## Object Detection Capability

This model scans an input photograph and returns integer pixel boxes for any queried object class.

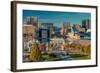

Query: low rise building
[67,32,80,40]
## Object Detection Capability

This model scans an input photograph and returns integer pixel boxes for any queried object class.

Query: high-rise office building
[63,22,72,33]
[72,24,81,33]
[39,23,54,37]
[26,16,38,27]
[40,23,54,29]
[82,19,91,31]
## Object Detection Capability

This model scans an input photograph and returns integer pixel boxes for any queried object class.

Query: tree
[29,42,41,62]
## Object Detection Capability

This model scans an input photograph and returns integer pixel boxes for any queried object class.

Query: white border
[17,3,96,69]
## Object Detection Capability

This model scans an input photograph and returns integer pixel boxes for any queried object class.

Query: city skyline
[23,10,91,27]
[23,10,91,62]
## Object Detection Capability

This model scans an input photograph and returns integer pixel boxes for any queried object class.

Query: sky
[23,10,91,27]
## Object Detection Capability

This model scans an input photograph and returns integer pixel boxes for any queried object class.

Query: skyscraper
[60,24,65,35]
[26,16,38,27]
[39,23,54,37]
[72,24,81,33]
[63,22,72,33]
[82,19,91,31]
